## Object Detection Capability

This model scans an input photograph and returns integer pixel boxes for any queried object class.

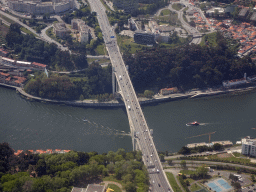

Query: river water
[1,86,256,153]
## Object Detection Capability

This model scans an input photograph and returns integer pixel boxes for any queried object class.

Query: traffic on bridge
[87,0,173,191]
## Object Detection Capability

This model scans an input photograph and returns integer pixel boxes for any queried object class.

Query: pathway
[165,169,185,192]
[101,181,125,192]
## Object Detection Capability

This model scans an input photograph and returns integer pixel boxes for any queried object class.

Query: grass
[200,32,218,47]
[0,13,16,24]
[189,154,251,164]
[103,176,124,186]
[190,183,202,192]
[106,184,122,192]
[180,170,197,175]
[160,9,171,16]
[172,3,183,11]
[20,27,35,36]
[117,35,147,54]
[87,58,110,64]
[166,172,183,192]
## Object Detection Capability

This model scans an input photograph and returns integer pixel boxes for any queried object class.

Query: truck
[128,105,131,110]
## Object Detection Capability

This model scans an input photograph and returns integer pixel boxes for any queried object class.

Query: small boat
[186,121,200,126]
[83,118,88,122]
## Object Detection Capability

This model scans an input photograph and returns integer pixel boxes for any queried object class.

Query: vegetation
[166,172,182,192]
[117,35,148,54]
[190,183,202,191]
[123,31,256,92]
[5,23,88,71]
[132,0,169,16]
[172,3,184,11]
[0,23,8,45]
[25,62,113,101]
[160,9,171,16]
[0,142,149,192]
[107,184,122,192]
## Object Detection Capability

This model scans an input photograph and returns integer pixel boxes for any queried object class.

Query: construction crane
[185,131,216,143]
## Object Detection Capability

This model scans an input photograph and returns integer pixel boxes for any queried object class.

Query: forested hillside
[0,142,149,192]
[123,32,255,92]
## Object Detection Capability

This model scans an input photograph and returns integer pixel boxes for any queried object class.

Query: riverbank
[1,82,256,108]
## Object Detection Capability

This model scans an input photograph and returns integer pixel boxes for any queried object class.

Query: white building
[206,7,225,17]
[242,139,256,157]
[222,73,247,87]
[71,19,90,43]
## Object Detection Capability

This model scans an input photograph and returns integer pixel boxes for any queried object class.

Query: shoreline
[1,82,256,108]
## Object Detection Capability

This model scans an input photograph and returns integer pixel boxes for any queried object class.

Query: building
[1,56,16,65]
[53,22,70,39]
[16,60,31,67]
[206,7,225,17]
[128,18,136,30]
[238,8,249,18]
[134,31,155,45]
[79,24,90,43]
[222,73,247,87]
[241,138,256,156]
[71,184,105,192]
[8,0,74,14]
[71,19,90,43]
[160,87,178,95]
[0,48,9,57]
[32,62,47,70]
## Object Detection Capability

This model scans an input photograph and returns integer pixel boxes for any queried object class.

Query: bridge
[87,0,173,191]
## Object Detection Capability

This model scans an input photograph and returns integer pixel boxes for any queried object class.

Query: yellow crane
[185,131,216,143]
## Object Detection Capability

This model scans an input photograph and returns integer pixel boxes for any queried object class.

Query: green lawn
[117,35,147,54]
[200,32,218,47]
[160,9,171,16]
[106,184,122,192]
[180,170,197,175]
[20,27,35,36]
[166,172,183,192]
[190,183,202,192]
[172,3,183,11]
[103,176,125,186]
[87,58,110,64]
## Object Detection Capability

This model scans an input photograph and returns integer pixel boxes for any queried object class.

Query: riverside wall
[1,82,256,108]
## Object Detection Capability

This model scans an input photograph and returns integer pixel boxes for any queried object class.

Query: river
[1,86,256,153]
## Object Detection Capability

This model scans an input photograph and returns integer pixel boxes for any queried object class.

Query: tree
[36,159,46,176]
[79,94,84,101]
[196,165,208,179]
[178,146,191,155]
[213,143,223,151]
[232,182,241,190]
[167,160,172,165]
[251,174,255,182]
[144,90,154,98]
[180,160,186,169]
[159,154,165,162]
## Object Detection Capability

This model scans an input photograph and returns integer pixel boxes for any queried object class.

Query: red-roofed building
[0,48,9,57]
[160,87,178,95]
[32,62,47,70]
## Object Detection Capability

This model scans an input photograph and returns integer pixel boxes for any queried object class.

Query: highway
[87,0,173,191]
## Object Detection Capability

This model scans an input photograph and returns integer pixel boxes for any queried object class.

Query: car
[150,154,152,157]
[152,180,155,184]
[158,184,161,187]
[156,169,159,173]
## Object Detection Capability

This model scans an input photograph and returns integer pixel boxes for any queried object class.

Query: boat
[83,118,88,122]
[186,121,200,126]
